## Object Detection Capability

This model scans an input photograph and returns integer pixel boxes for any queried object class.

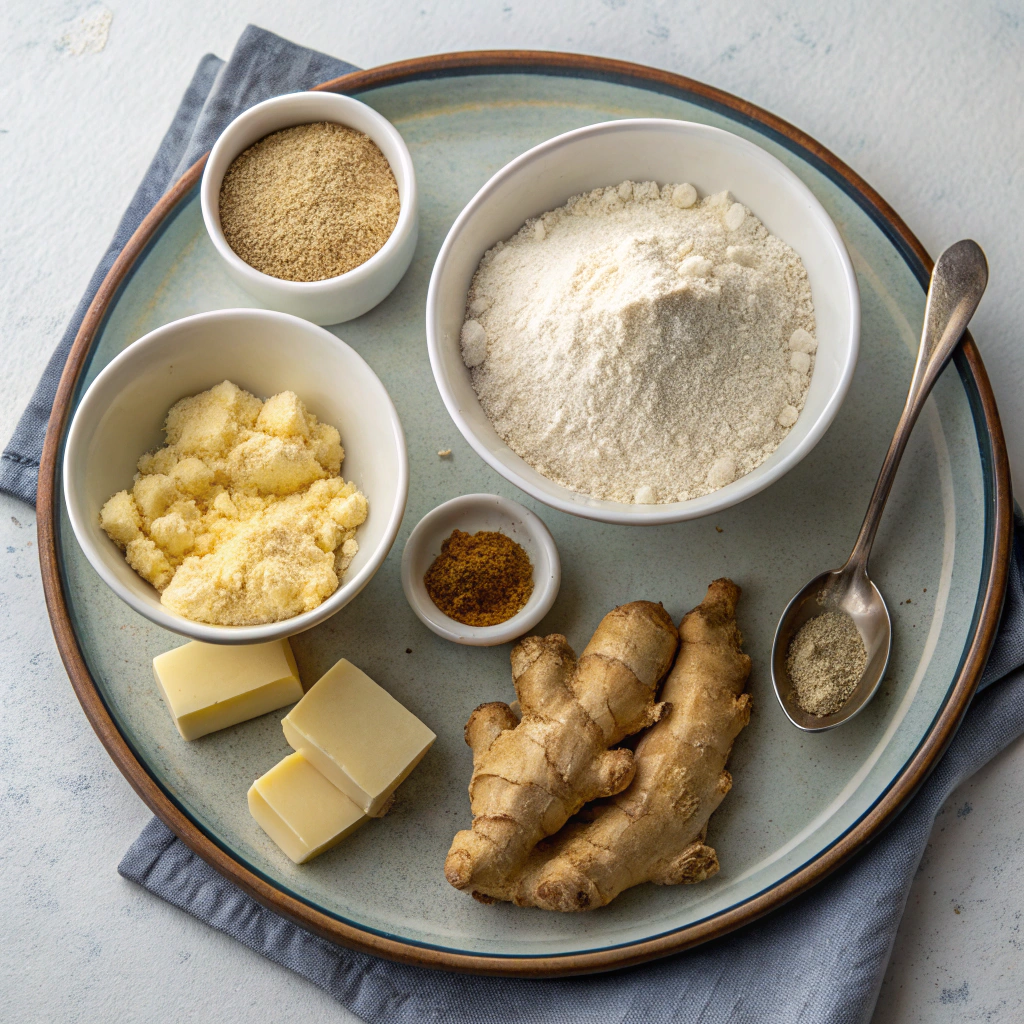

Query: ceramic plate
[40,54,1010,975]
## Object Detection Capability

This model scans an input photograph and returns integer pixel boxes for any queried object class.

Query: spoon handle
[845,239,989,574]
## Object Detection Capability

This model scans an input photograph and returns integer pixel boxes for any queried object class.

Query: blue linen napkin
[5,25,1023,1024]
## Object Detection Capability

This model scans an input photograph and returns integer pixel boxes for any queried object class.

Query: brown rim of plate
[37,50,1012,977]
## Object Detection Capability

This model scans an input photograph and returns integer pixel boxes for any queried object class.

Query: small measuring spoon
[771,239,989,732]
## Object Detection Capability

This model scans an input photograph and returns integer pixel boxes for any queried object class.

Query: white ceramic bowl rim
[426,117,860,526]
[200,92,418,293]
[62,308,409,644]
[400,493,561,646]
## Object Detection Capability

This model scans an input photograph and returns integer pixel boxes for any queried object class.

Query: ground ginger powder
[99,380,368,626]
[219,122,400,282]
[786,610,867,716]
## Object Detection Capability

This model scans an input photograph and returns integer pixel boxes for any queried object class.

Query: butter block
[282,659,435,816]
[248,752,367,864]
[153,639,302,741]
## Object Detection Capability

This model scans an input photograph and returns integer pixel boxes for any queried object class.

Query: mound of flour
[461,180,816,504]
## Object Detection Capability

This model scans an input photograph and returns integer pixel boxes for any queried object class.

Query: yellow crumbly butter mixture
[99,380,368,626]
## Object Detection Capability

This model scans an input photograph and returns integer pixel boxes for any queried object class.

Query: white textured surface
[0,2,1021,1021]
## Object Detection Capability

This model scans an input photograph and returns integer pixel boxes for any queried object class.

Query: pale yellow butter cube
[248,752,367,864]
[282,659,435,816]
[153,639,302,741]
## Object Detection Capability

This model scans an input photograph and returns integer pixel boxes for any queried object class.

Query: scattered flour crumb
[57,5,113,55]
[671,183,697,208]
[460,320,487,368]
[789,327,817,353]
[778,405,799,428]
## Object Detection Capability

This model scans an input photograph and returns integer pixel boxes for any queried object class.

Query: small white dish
[401,494,560,646]
[201,91,419,326]
[63,308,409,645]
[426,118,860,525]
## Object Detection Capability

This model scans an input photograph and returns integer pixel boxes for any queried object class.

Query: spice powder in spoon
[424,529,534,627]
[786,610,867,716]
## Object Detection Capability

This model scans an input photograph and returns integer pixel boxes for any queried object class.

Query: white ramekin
[201,92,418,326]
[426,118,860,526]
[400,494,560,646]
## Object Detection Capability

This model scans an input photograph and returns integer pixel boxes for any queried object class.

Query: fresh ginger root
[444,601,679,902]
[503,578,751,911]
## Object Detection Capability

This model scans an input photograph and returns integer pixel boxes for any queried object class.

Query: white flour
[462,181,816,504]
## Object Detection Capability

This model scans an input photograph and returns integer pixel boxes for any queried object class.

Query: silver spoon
[771,239,989,732]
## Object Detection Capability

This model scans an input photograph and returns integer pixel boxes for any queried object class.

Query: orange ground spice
[423,529,534,627]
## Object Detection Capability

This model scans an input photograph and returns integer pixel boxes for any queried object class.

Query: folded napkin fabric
[5,24,1023,1024]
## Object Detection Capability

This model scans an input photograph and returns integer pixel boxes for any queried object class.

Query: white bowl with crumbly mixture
[201,91,418,326]
[426,119,859,525]
[63,309,408,644]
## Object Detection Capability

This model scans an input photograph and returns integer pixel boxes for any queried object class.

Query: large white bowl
[63,309,408,644]
[426,118,860,525]
[201,92,419,326]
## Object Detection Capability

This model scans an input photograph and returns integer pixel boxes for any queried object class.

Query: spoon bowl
[772,568,891,731]
[771,238,989,731]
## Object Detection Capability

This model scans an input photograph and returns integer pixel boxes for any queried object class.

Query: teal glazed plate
[39,53,1011,976]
